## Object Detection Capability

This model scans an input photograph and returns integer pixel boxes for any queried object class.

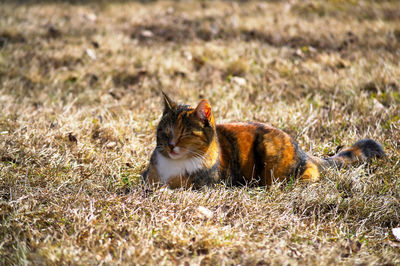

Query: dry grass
[1,0,400,264]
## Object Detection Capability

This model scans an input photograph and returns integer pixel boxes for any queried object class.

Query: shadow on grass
[129,15,400,52]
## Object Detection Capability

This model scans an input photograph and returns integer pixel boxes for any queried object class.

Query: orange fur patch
[300,161,320,182]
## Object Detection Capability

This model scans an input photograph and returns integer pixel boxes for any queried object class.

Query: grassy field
[1,0,400,264]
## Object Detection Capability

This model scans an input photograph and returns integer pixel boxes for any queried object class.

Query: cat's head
[156,92,216,160]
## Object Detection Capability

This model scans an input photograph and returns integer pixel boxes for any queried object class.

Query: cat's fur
[142,93,385,189]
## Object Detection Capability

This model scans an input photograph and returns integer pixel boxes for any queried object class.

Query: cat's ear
[194,99,212,122]
[162,91,176,113]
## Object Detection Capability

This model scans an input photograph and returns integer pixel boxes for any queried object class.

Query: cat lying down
[142,92,385,189]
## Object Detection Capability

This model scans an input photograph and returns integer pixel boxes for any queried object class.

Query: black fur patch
[353,139,385,159]
[191,162,220,188]
[252,126,266,185]
[216,126,243,185]
[338,150,356,160]
[292,140,308,177]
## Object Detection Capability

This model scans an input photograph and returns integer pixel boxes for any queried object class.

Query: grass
[1,0,400,264]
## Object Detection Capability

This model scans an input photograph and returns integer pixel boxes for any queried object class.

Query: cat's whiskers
[185,149,207,166]
[184,148,205,159]
[176,146,200,159]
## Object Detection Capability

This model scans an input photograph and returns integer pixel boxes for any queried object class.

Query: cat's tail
[309,139,385,169]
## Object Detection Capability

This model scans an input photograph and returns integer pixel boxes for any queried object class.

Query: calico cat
[142,92,385,189]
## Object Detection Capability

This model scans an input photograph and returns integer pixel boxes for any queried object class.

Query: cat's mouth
[168,147,184,159]
[168,150,183,159]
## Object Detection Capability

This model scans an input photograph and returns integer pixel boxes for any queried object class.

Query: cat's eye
[191,130,204,137]
[158,132,169,139]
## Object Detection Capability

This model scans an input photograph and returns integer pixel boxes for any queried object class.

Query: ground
[1,0,400,265]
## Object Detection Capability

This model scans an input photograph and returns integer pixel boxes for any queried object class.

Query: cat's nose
[168,141,175,150]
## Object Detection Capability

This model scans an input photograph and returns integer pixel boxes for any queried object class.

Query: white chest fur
[155,151,204,184]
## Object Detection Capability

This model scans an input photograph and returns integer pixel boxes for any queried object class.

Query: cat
[141,92,385,189]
